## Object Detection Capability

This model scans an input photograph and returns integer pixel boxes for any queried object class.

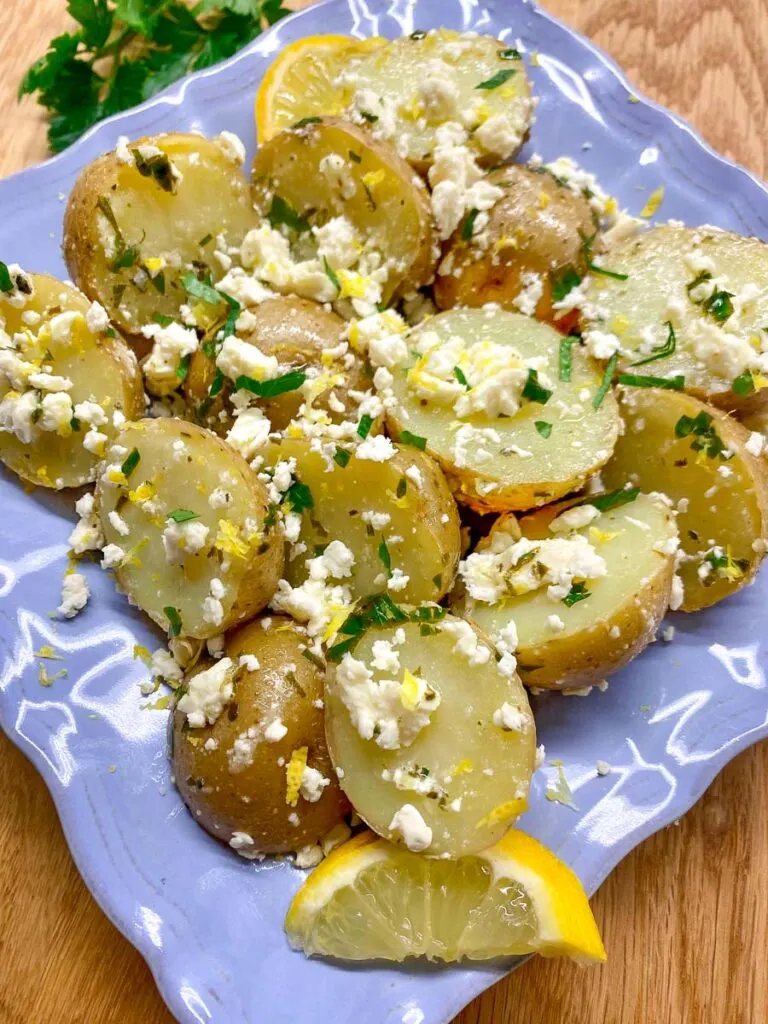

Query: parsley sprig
[19,0,290,154]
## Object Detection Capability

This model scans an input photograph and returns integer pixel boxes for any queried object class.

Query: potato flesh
[264,438,461,604]
[386,308,620,511]
[464,494,677,689]
[96,418,283,638]
[351,30,532,167]
[172,616,348,854]
[434,166,595,324]
[0,274,142,488]
[325,619,535,858]
[251,118,434,299]
[583,225,768,410]
[63,133,257,334]
[601,389,768,610]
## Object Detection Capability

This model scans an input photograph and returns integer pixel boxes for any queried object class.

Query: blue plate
[1,1,767,1022]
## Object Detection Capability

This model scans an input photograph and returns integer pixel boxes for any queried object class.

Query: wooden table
[1,2,767,1021]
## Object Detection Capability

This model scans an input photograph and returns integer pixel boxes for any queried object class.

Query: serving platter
[1,1,767,1022]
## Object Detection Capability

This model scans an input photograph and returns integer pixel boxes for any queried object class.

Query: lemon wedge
[285,829,606,963]
[255,34,386,142]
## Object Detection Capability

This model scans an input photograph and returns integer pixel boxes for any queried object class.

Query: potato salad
[2,26,767,965]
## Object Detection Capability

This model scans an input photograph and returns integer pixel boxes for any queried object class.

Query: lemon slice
[285,829,606,963]
[255,34,386,142]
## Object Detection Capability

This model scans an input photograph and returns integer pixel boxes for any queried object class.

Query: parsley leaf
[167,508,199,523]
[534,420,552,439]
[378,539,392,576]
[563,582,591,607]
[522,368,552,405]
[267,194,310,233]
[284,480,313,514]
[559,335,577,382]
[461,208,480,241]
[121,447,140,477]
[617,372,685,390]
[0,262,13,294]
[629,320,676,366]
[164,605,182,638]
[476,68,516,90]
[20,1,291,153]
[398,430,427,451]
[234,368,306,398]
[357,414,373,439]
[592,352,618,409]
[732,369,755,396]
[550,266,582,303]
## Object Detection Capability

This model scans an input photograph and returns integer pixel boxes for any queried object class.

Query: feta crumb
[388,803,432,852]
[492,702,528,732]
[58,572,89,618]
[177,658,234,728]
[596,760,611,776]
[300,764,330,803]
[264,718,288,742]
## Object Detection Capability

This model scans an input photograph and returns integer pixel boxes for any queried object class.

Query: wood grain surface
[1,2,767,1022]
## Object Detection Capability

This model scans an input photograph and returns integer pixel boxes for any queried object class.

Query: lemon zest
[286,746,309,806]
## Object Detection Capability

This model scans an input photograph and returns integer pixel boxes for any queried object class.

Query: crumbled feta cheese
[492,702,528,732]
[264,718,288,742]
[214,130,246,164]
[669,574,684,610]
[595,760,611,776]
[513,272,543,317]
[355,434,396,461]
[150,648,183,683]
[162,518,210,564]
[69,492,104,553]
[549,504,601,533]
[141,321,199,391]
[216,336,279,383]
[300,764,330,803]
[177,658,234,727]
[388,803,432,852]
[225,407,271,461]
[85,301,109,334]
[239,654,260,672]
[439,618,490,666]
[58,572,89,618]
[387,568,410,593]
[547,614,566,632]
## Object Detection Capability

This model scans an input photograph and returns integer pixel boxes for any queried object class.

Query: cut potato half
[602,388,768,611]
[0,273,142,489]
[434,165,596,327]
[582,225,768,412]
[385,308,620,512]
[96,418,284,638]
[324,615,536,858]
[63,132,257,336]
[172,615,349,856]
[262,437,460,605]
[459,492,678,690]
[344,29,532,170]
[250,117,435,301]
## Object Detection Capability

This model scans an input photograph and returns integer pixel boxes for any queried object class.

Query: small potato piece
[185,297,368,433]
[96,418,284,638]
[325,616,536,858]
[264,438,460,605]
[582,225,768,411]
[348,30,532,170]
[386,309,620,512]
[172,616,348,855]
[459,493,678,690]
[434,165,596,326]
[0,273,142,489]
[63,132,257,336]
[251,118,435,300]
[602,388,768,611]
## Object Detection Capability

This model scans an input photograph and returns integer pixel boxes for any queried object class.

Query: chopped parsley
[208,367,225,398]
[131,148,178,193]
[70,415,81,432]
[732,369,755,396]
[358,110,379,123]
[702,288,734,323]
[348,150,362,163]
[167,509,199,523]
[0,261,13,293]
[323,257,340,293]
[582,231,628,280]
[522,368,552,404]
[563,582,591,606]
[396,477,408,498]
[292,116,322,128]
[592,352,618,409]
[675,411,727,459]
[333,446,351,468]
[198,233,213,247]
[120,447,140,477]
[461,208,480,241]
[164,606,182,638]
[534,420,552,439]
[326,597,443,661]
[266,194,310,233]
[410,29,427,39]
[284,480,313,514]
[499,47,522,60]
[180,271,221,306]
[550,266,582,303]
[175,353,191,380]
[475,68,517,90]
[629,320,676,366]
[357,413,374,439]
[378,539,392,576]
[234,369,306,398]
[302,648,325,669]
[559,335,577,381]
[399,430,427,451]
[585,486,640,512]
[703,549,749,582]
[453,365,470,389]
[617,371,685,390]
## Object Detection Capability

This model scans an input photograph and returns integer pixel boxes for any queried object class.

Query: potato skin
[251,117,436,298]
[185,297,368,433]
[172,617,349,854]
[433,166,596,327]
[63,132,256,341]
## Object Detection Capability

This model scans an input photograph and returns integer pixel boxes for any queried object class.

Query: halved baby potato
[0,272,143,489]
[63,132,257,337]
[324,615,536,858]
[96,417,284,638]
[459,492,678,690]
[434,165,596,328]
[386,308,620,512]
[343,29,532,170]
[582,225,768,412]
[250,117,435,300]
[601,388,768,611]
[185,296,368,434]
[172,615,349,856]
[263,437,461,605]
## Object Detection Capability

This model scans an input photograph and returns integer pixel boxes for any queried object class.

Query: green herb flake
[432,573,442,589]
[267,194,310,233]
[399,430,427,451]
[582,231,628,280]
[475,68,517,90]
[396,477,408,498]
[208,367,225,399]
[559,335,577,382]
[617,372,685,391]
[461,208,480,241]
[175,353,191,381]
[198,233,213,247]
[550,266,582,303]
[563,582,591,607]
[378,539,392,576]
[302,648,325,669]
[70,415,81,432]
[453,365,470,389]
[0,261,13,293]
[131,147,178,194]
[323,256,340,293]
[674,410,727,459]
[167,509,199,524]
[592,352,618,409]
[348,149,362,163]
[358,110,379,123]
[732,369,756,396]
[285,480,314,514]
[153,313,173,327]
[534,420,552,439]
[121,447,140,478]
[522,368,552,405]
[292,115,322,128]
[499,47,522,60]
[630,320,676,366]
[333,446,351,468]
[357,413,373,439]
[180,271,221,307]
[586,486,640,512]
[702,288,734,323]
[234,369,306,398]
[164,606,182,638]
